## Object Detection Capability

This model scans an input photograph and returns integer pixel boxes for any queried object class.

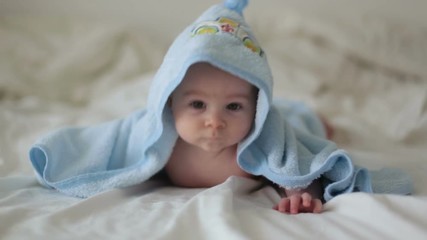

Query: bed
[1,0,427,239]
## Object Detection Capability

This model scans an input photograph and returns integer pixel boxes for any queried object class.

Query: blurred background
[2,0,427,41]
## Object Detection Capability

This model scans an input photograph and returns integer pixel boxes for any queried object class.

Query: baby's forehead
[170,63,258,103]
[182,62,256,88]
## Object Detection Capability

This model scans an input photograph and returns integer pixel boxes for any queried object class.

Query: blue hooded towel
[29,0,413,200]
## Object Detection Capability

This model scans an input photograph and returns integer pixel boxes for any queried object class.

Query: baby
[164,62,324,214]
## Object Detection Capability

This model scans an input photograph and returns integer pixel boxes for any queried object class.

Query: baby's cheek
[236,120,253,139]
[174,119,190,137]
[176,122,192,136]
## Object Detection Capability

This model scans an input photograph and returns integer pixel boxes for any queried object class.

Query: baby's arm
[273,179,323,214]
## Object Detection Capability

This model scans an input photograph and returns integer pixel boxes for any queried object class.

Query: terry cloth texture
[29,0,413,199]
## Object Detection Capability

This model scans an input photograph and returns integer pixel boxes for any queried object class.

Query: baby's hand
[273,192,323,214]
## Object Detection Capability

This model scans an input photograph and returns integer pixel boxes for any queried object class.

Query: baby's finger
[301,192,312,207]
[274,198,290,213]
[289,195,301,214]
[312,199,323,213]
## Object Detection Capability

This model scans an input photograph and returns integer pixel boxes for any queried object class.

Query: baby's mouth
[206,136,221,141]
[207,131,223,139]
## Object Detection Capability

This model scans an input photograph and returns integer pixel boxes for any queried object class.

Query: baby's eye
[226,103,242,111]
[190,101,206,109]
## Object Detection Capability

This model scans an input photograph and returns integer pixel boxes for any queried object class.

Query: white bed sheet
[1,0,427,239]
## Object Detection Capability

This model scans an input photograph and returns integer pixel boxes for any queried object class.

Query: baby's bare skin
[165,62,256,188]
[165,138,251,188]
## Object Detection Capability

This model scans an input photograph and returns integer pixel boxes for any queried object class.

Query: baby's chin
[197,144,229,153]
[194,142,238,154]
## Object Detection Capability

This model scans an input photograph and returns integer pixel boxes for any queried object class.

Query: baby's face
[170,62,257,153]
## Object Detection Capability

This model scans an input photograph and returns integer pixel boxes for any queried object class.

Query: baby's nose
[205,110,226,129]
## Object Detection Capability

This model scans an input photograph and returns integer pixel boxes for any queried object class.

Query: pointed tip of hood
[224,0,249,15]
